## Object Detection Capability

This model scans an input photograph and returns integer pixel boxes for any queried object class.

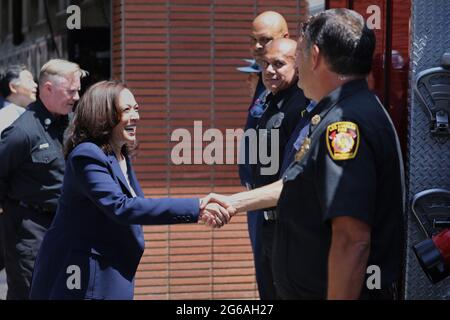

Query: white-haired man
[0,59,87,299]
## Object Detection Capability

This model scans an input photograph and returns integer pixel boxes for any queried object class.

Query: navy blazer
[29,142,200,300]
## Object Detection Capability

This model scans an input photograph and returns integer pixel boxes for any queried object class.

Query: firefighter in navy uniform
[273,9,405,299]
[253,38,308,299]
[274,78,404,299]
[202,9,404,300]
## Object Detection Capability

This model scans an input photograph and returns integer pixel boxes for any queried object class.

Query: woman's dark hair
[300,8,376,76]
[65,80,128,158]
[0,65,27,98]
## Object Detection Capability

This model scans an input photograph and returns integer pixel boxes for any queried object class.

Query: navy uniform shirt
[0,100,69,211]
[238,75,268,187]
[279,101,317,176]
[273,79,405,299]
[253,81,308,189]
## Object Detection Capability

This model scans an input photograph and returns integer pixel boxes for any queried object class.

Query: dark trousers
[247,210,267,299]
[359,282,398,300]
[0,214,4,271]
[259,219,278,299]
[1,200,53,300]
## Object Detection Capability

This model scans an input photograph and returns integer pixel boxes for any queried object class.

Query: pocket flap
[31,150,59,164]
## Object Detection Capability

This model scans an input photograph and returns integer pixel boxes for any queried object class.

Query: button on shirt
[0,100,69,210]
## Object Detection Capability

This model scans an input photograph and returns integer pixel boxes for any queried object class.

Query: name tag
[39,143,49,150]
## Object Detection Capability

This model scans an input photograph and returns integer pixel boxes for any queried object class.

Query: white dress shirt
[0,101,26,138]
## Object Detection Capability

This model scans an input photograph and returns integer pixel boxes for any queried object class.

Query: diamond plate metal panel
[405,0,450,300]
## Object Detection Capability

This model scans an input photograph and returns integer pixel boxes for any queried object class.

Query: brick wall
[112,0,312,300]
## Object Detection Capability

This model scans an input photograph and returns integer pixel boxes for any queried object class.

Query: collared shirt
[118,157,137,198]
[0,101,26,137]
[278,101,316,176]
[252,81,308,189]
[293,101,317,151]
[238,74,268,186]
[274,79,405,299]
[0,100,70,210]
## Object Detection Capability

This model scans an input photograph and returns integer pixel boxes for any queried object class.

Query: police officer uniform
[0,100,69,299]
[253,80,308,299]
[238,73,270,299]
[273,79,404,299]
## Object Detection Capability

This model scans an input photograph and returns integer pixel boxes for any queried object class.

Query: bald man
[239,11,291,300]
[251,38,308,299]
[251,11,289,64]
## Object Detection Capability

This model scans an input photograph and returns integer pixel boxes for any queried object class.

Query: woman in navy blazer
[29,81,230,300]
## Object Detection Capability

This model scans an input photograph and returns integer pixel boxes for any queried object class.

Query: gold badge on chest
[294,114,321,162]
[294,137,311,162]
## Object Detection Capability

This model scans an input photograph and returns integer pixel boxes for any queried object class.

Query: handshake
[196,179,283,228]
[198,193,237,228]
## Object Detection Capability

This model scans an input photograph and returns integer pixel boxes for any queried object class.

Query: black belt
[263,209,277,221]
[18,201,55,214]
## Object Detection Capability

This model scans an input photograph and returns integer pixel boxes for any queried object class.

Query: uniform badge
[39,143,49,150]
[311,114,321,126]
[326,121,359,160]
[294,137,311,162]
[266,112,285,129]
[249,90,269,118]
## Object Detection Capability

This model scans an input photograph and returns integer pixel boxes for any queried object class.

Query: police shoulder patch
[326,121,360,160]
